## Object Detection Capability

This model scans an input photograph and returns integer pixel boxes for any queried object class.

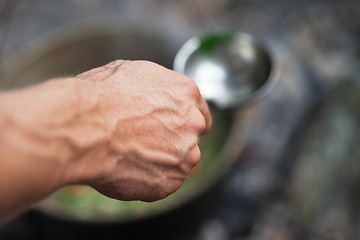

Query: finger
[183,75,212,134]
[185,144,201,169]
[197,96,213,134]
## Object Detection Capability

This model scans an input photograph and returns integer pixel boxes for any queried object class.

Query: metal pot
[0,18,269,224]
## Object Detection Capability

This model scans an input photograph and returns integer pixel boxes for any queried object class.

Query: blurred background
[1,0,360,239]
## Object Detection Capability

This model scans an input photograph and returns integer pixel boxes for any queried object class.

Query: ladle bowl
[174,31,279,109]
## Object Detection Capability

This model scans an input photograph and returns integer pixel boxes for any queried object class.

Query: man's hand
[73,60,212,201]
[0,60,212,222]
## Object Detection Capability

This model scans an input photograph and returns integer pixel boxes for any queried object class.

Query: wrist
[31,78,117,186]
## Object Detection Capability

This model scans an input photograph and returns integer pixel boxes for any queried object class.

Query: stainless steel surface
[174,32,279,109]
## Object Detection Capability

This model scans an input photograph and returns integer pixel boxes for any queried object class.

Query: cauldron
[0,18,271,236]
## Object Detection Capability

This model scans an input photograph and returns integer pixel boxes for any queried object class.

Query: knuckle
[163,181,183,196]
[182,76,201,99]
[150,182,182,201]
[187,145,201,168]
[198,115,207,133]
[189,110,207,133]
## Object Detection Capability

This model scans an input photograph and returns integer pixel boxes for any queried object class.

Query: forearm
[0,130,67,222]
[0,79,93,223]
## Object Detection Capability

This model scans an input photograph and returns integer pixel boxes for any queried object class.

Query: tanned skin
[0,60,212,223]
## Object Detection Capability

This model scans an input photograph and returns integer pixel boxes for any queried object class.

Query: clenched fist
[74,60,212,201]
[0,60,212,222]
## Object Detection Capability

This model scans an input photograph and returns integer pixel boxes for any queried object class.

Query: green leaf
[198,30,235,54]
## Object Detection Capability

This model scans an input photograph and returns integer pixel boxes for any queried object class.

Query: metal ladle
[174,31,279,109]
